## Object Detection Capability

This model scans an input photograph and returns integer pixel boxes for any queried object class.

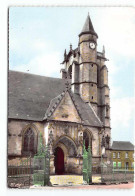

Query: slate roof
[9,70,103,127]
[111,141,134,151]
[79,14,98,37]
[44,89,103,127]
[71,92,102,127]
[8,70,65,121]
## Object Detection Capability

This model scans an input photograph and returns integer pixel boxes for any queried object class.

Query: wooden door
[54,147,64,174]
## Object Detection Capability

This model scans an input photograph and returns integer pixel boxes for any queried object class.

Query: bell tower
[61,13,111,149]
[78,14,98,113]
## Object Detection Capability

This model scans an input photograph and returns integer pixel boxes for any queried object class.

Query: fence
[101,166,134,184]
[8,133,51,188]
[8,156,33,188]
[82,145,134,185]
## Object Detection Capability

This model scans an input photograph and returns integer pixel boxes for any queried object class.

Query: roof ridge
[68,90,83,121]
[70,92,102,127]
[44,91,66,119]
[87,102,103,126]
[9,70,63,80]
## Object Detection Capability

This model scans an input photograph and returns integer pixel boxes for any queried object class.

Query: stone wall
[8,120,101,174]
[50,92,81,123]
[111,150,134,168]
[47,121,101,174]
[8,119,44,156]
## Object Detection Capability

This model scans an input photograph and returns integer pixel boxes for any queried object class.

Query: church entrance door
[54,147,64,175]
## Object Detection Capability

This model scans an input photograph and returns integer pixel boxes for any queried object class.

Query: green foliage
[83,141,92,184]
[37,132,45,156]
[33,139,50,186]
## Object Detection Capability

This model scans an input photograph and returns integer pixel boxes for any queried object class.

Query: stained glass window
[23,127,35,153]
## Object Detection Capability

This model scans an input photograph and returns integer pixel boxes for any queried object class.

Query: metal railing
[101,166,134,183]
[7,156,33,188]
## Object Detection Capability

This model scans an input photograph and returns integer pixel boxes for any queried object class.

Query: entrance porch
[50,135,83,175]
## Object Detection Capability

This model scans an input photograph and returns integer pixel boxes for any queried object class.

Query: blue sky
[9,7,135,144]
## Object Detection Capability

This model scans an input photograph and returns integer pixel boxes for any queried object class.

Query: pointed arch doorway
[54,147,64,175]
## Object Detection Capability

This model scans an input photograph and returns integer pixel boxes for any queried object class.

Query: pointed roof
[9,70,103,127]
[44,89,103,127]
[79,14,98,38]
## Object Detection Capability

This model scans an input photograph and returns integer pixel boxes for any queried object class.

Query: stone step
[50,175,101,186]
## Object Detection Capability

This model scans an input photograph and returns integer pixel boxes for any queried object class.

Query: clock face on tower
[89,42,96,49]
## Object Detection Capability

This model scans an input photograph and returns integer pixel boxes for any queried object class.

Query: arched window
[22,127,37,155]
[83,131,92,152]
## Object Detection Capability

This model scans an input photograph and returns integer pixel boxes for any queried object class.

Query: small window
[113,162,116,168]
[91,84,93,87]
[132,162,134,168]
[92,96,93,99]
[118,152,120,158]
[113,152,116,158]
[118,162,121,168]
[125,152,128,158]
[91,64,93,67]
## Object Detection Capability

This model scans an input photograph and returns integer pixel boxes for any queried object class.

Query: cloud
[111,97,134,128]
[107,60,120,75]
[99,8,135,58]
[10,33,53,58]
[10,52,62,78]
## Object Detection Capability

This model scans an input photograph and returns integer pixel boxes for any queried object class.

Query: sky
[9,7,135,144]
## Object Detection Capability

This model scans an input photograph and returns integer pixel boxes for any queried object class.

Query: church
[8,14,111,175]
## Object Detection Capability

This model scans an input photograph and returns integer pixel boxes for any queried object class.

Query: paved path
[31,175,134,189]
[31,182,134,189]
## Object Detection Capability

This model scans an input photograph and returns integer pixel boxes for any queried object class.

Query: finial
[103,45,105,53]
[103,45,105,57]
[70,44,72,51]
[64,49,67,59]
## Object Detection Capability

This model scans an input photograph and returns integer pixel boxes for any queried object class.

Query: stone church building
[8,14,111,174]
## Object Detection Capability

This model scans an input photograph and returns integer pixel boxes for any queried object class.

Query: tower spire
[79,14,98,38]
